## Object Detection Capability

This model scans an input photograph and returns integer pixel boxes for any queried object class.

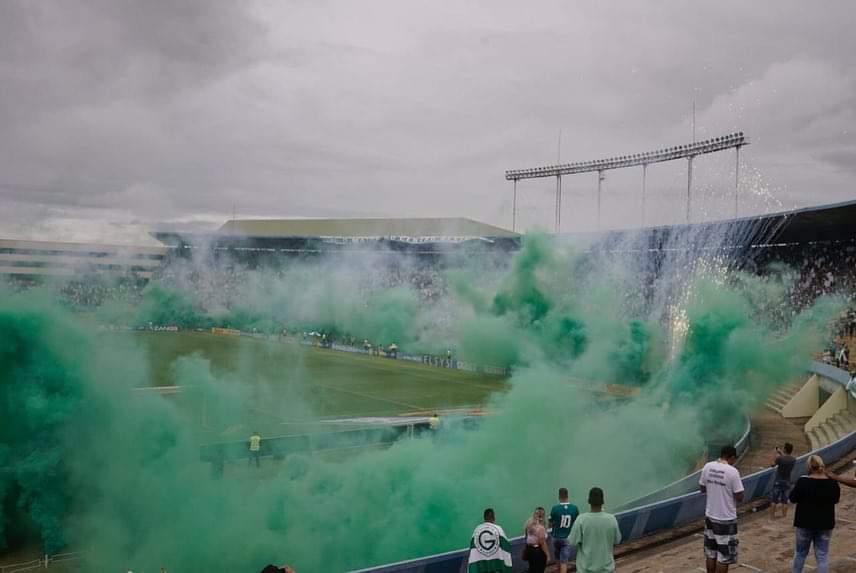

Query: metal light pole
[512,178,518,232]
[686,156,694,223]
[641,164,647,227]
[555,175,562,233]
[597,170,603,231]
[734,146,740,217]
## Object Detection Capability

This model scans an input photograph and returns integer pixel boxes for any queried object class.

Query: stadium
[9,2,856,570]
[3,189,856,572]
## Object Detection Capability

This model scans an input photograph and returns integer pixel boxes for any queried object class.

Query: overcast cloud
[1,0,855,244]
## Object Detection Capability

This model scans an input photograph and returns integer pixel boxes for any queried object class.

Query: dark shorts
[703,517,738,565]
[770,480,791,504]
[552,537,571,563]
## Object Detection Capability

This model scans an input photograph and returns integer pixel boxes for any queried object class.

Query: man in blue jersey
[549,487,579,573]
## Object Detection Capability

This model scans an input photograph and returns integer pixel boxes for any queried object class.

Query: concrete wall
[781,375,820,418]
[805,386,848,432]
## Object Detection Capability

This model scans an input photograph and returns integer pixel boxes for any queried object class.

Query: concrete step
[773,386,800,401]
[766,396,789,412]
[826,417,846,441]
[817,423,837,447]
[808,429,821,451]
[838,412,856,431]
[765,382,807,413]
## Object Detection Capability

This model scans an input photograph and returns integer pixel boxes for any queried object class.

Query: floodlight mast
[505,132,748,231]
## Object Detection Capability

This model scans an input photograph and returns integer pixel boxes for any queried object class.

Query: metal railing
[0,552,83,572]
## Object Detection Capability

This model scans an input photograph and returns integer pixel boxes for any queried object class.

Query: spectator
[549,487,579,573]
[467,508,512,573]
[846,374,856,399]
[522,506,550,573]
[789,455,839,573]
[568,487,621,573]
[248,430,262,468]
[429,413,440,431]
[770,443,796,520]
[699,445,745,573]
[836,346,847,368]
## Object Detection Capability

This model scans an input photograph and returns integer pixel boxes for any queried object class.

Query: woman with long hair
[523,506,551,573]
[788,455,840,573]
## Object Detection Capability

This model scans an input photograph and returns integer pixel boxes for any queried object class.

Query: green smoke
[0,235,841,570]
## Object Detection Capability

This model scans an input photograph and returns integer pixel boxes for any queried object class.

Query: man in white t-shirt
[699,445,745,573]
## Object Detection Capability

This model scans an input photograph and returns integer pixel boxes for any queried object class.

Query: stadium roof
[765,198,856,244]
[216,217,519,239]
[566,198,856,247]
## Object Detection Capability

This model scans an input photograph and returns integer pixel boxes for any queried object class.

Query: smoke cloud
[0,233,840,571]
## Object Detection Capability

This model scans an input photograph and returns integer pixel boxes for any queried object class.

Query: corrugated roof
[217,217,519,238]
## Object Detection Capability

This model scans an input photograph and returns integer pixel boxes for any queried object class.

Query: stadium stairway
[764,380,804,414]
[807,409,856,451]
[763,376,856,454]
[736,409,811,475]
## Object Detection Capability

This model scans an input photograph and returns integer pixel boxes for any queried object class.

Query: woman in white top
[523,506,551,573]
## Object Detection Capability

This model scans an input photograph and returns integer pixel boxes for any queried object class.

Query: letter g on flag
[476,524,499,556]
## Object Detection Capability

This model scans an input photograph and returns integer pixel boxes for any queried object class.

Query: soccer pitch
[126,331,507,440]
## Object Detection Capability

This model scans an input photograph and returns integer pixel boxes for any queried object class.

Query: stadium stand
[0,239,166,280]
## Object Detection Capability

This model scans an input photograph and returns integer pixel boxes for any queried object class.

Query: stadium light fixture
[504,131,747,181]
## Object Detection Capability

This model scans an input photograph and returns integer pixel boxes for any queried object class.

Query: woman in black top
[788,455,840,573]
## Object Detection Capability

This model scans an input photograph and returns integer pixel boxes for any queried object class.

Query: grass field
[123,331,507,441]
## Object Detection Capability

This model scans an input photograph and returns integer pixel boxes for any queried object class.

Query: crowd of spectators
[58,278,145,308]
[751,240,856,309]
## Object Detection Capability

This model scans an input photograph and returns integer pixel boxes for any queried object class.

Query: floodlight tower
[505,131,747,232]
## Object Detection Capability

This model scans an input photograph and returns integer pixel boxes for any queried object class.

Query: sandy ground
[572,408,856,573]
[614,477,856,572]
[613,465,856,572]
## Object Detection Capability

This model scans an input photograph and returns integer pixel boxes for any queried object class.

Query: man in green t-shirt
[569,487,622,573]
[549,487,580,573]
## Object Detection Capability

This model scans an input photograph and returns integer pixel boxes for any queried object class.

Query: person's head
[524,506,546,530]
[719,445,738,463]
[483,508,495,523]
[558,487,568,502]
[260,566,294,573]
[588,487,604,508]
[808,455,825,474]
[783,442,794,455]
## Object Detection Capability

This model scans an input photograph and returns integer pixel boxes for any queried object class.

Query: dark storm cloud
[0,0,855,243]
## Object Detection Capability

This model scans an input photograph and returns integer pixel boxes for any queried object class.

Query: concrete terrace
[571,405,856,572]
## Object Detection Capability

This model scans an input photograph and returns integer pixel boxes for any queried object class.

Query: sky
[1,0,855,244]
